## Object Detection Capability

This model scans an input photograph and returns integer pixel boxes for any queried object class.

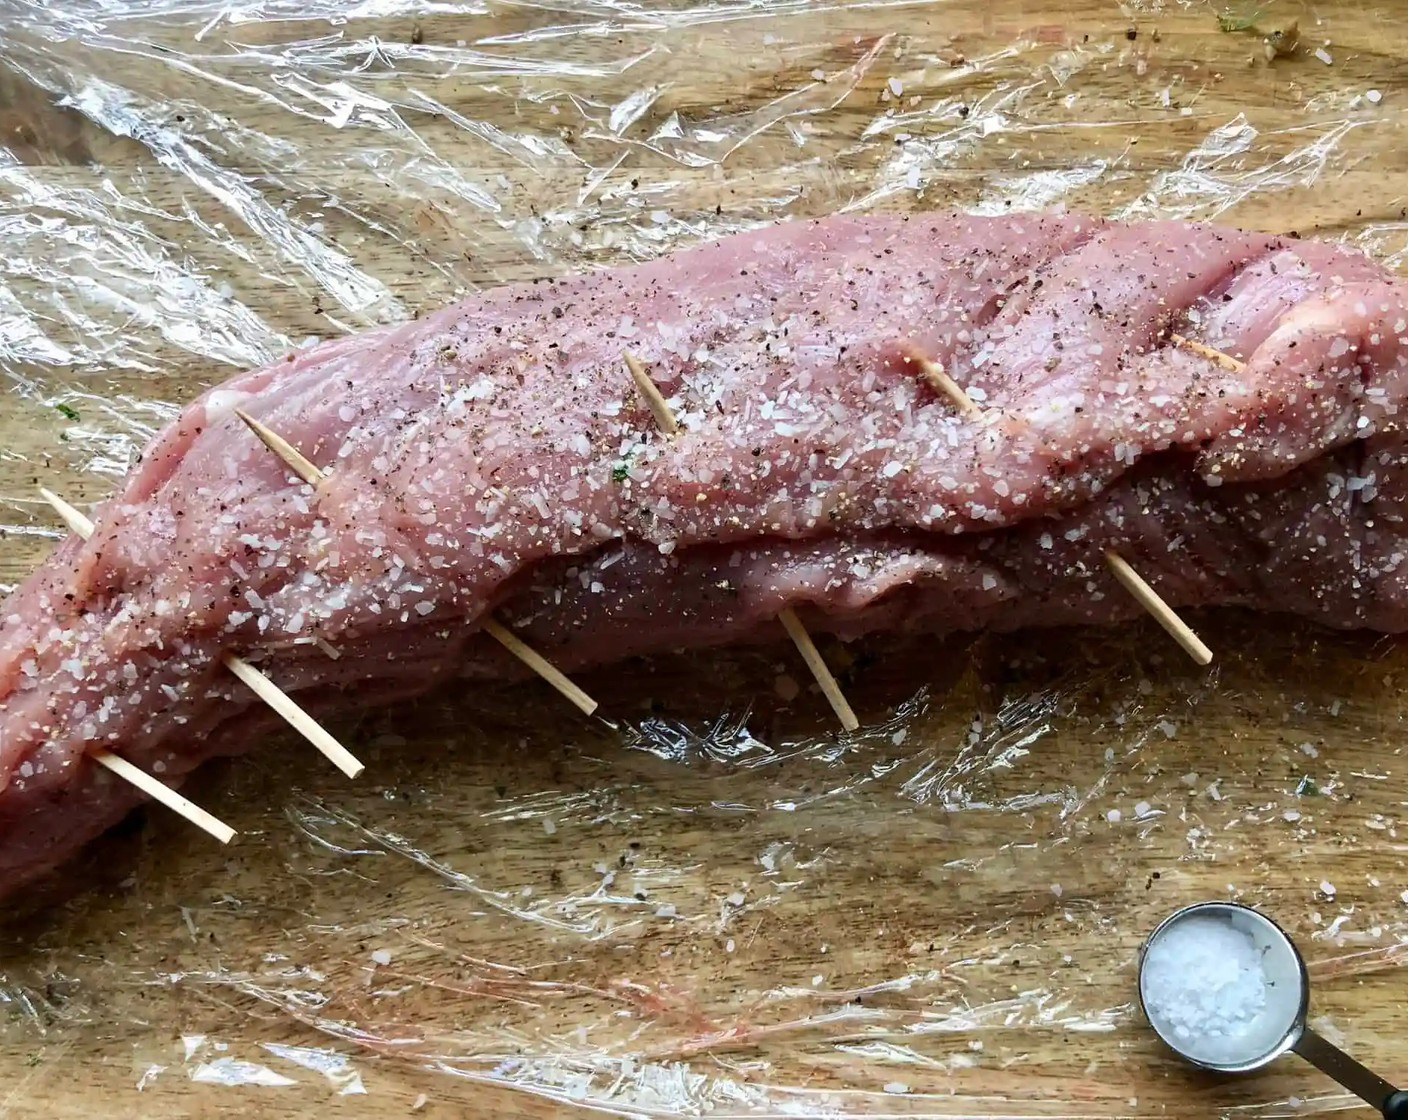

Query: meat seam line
[899,343,1214,668]
[36,488,238,844]
[623,350,860,733]
[41,476,367,780]
[233,411,601,719]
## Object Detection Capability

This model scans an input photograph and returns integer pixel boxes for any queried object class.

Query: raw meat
[3,210,1407,902]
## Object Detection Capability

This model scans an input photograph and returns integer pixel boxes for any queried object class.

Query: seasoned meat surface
[2,210,1405,900]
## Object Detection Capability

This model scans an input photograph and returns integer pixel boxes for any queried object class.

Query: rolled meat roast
[3,210,1405,900]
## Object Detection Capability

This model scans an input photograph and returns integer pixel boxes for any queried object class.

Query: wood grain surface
[2,2,1408,1118]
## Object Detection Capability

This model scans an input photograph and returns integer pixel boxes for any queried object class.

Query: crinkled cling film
[1,1,1407,1116]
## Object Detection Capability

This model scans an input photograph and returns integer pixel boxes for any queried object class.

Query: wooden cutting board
[2,2,1406,1116]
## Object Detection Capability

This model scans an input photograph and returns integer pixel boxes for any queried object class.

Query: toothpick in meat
[234,411,600,718]
[622,354,860,732]
[776,606,860,731]
[623,351,680,436]
[93,750,237,844]
[235,409,327,486]
[39,487,366,779]
[900,346,984,422]
[36,488,238,843]
[1104,550,1214,666]
[1170,333,1246,372]
[900,345,1215,667]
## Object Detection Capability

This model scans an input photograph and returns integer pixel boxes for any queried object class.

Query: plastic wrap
[2,2,1407,1116]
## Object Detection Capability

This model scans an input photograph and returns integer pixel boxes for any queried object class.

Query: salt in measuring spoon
[1137,901,1408,1118]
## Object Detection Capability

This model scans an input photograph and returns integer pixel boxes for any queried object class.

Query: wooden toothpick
[623,353,860,732]
[777,607,859,731]
[1169,333,1246,373]
[220,658,369,771]
[623,352,680,436]
[1104,550,1213,666]
[899,345,1215,667]
[235,409,327,485]
[900,345,984,421]
[93,749,237,844]
[234,411,600,718]
[480,619,597,716]
[39,487,366,780]
[37,487,92,538]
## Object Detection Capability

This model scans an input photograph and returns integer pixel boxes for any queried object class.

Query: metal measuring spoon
[1137,902,1407,1118]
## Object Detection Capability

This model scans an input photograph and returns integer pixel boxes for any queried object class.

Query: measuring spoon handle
[1292,1028,1402,1115]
